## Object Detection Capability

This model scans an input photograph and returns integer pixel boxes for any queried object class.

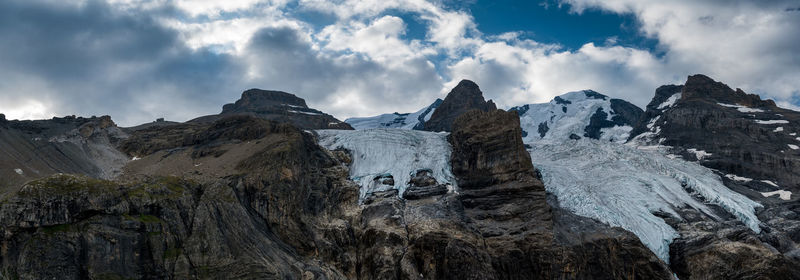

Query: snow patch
[790,133,797,136]
[657,93,682,109]
[761,190,791,200]
[789,144,799,150]
[528,140,762,262]
[774,127,784,132]
[687,148,712,160]
[316,129,456,201]
[288,110,322,116]
[755,120,789,124]
[14,168,23,175]
[761,180,780,187]
[717,103,764,113]
[131,156,140,161]
[725,174,753,183]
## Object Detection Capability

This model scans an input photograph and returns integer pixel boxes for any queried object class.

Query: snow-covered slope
[316,129,455,201]
[512,90,641,144]
[345,99,442,130]
[527,139,762,261]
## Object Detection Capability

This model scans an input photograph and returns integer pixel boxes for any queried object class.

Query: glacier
[514,90,633,144]
[527,139,762,262]
[316,129,456,201]
[345,99,442,130]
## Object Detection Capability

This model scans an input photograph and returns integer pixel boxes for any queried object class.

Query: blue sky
[0,0,798,126]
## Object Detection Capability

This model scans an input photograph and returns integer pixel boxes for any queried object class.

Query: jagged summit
[681,74,777,107]
[423,79,497,132]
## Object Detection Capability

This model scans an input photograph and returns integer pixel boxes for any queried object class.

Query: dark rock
[569,133,582,140]
[404,170,448,200]
[538,121,549,138]
[423,80,497,132]
[0,115,129,195]
[630,74,800,191]
[192,88,353,130]
[412,98,444,130]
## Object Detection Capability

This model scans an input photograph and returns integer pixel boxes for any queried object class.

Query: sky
[0,0,799,126]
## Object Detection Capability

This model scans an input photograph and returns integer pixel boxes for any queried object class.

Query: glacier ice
[316,129,456,201]
[515,90,632,144]
[346,99,441,130]
[527,139,762,262]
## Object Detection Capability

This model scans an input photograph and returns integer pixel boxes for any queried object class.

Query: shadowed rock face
[630,74,800,279]
[192,88,353,130]
[423,80,497,132]
[0,115,129,195]
[631,74,800,189]
[0,116,362,279]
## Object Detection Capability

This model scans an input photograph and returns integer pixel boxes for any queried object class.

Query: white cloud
[1,0,797,126]
[561,0,800,106]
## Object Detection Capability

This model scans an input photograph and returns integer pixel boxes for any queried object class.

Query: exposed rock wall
[423,80,496,132]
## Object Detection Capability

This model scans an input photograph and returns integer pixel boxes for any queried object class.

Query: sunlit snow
[316,129,455,201]
[687,148,712,160]
[516,90,632,143]
[658,93,682,109]
[789,144,799,150]
[14,168,23,175]
[346,100,440,130]
[725,174,753,182]
[761,190,792,200]
[717,103,764,113]
[755,120,789,124]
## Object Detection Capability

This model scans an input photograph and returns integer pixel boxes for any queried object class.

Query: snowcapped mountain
[512,90,642,143]
[345,99,442,130]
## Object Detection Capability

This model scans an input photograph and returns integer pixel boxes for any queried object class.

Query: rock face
[191,88,353,130]
[445,109,671,279]
[630,74,800,189]
[0,116,362,279]
[630,74,800,279]
[0,115,129,195]
[423,80,497,132]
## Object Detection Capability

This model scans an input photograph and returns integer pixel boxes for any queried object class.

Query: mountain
[1,77,800,279]
[191,88,353,130]
[630,74,800,190]
[0,115,128,195]
[344,98,442,130]
[511,90,642,143]
[422,80,497,132]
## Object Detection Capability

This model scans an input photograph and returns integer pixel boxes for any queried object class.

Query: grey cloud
[242,25,443,119]
[0,0,246,126]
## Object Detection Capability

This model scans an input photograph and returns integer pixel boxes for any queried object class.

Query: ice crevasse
[316,129,456,201]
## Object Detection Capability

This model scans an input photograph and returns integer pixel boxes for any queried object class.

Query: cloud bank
[0,0,797,125]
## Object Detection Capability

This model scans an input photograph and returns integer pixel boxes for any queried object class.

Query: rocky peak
[682,74,775,107]
[221,89,308,114]
[193,88,353,130]
[423,79,497,132]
